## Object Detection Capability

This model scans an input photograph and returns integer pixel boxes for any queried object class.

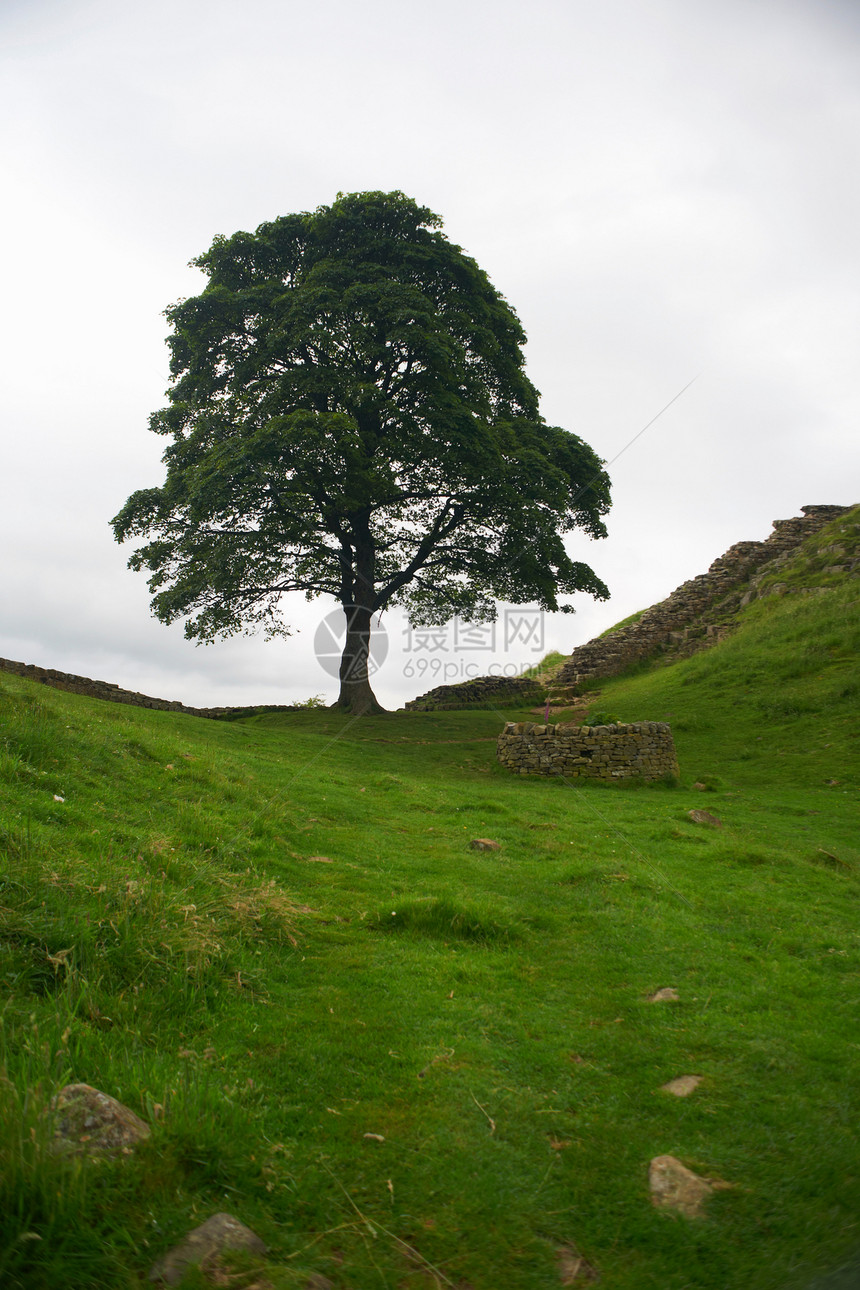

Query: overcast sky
[1,0,858,709]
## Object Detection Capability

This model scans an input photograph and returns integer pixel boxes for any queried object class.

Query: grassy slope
[1,554,858,1287]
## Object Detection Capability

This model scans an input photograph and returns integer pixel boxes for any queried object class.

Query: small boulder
[469,838,501,851]
[687,809,722,827]
[660,1075,702,1097]
[51,1083,150,1156]
[149,1213,267,1285]
[649,1154,712,1218]
[557,1244,600,1284]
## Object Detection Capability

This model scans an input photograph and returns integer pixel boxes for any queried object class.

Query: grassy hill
[1,526,858,1288]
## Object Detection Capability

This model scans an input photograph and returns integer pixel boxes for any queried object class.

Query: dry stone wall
[497,720,679,781]
[555,505,854,687]
[404,674,544,711]
[0,657,295,720]
[0,657,206,713]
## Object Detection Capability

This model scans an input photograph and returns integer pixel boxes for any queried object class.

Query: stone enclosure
[497,720,679,781]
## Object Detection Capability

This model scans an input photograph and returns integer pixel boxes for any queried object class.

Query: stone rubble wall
[497,720,679,780]
[404,674,544,711]
[0,657,294,720]
[555,505,854,687]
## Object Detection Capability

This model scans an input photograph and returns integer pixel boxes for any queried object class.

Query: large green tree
[112,192,610,713]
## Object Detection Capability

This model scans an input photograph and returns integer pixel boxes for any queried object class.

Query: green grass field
[1,553,858,1287]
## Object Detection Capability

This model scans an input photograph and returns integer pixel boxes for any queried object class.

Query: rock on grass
[149,1213,267,1285]
[649,1155,712,1219]
[50,1083,150,1156]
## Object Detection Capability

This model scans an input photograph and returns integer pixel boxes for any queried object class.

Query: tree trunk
[336,603,386,714]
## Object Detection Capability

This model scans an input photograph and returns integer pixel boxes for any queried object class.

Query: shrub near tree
[112,191,611,713]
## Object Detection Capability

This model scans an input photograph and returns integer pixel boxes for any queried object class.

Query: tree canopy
[112,191,611,712]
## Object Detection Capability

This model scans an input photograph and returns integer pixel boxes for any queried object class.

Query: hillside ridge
[0,658,297,721]
[1,521,859,1288]
[555,503,856,687]
[407,503,858,710]
[2,504,856,716]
